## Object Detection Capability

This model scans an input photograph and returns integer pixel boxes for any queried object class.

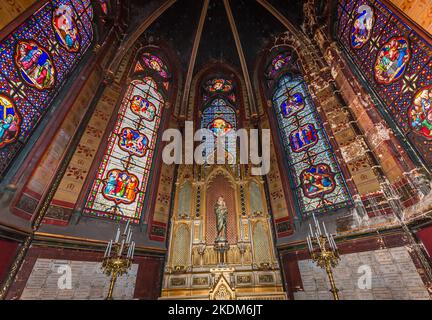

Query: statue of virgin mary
[214,196,228,242]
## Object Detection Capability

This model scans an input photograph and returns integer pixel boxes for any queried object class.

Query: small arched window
[200,78,237,165]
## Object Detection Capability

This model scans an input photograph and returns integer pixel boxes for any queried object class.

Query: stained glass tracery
[83,77,165,222]
[337,0,432,166]
[272,73,351,215]
[0,0,93,175]
[142,52,170,79]
[201,98,237,164]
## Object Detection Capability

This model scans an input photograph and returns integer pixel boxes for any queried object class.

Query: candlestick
[102,224,135,300]
[306,217,340,300]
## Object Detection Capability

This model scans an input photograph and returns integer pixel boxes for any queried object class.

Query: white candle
[309,223,314,237]
[131,242,135,259]
[127,231,132,244]
[104,242,109,257]
[119,239,125,256]
[124,220,130,235]
[127,244,131,258]
[107,240,112,256]
[115,227,120,243]
[331,234,338,250]
[307,235,312,252]
[322,222,328,235]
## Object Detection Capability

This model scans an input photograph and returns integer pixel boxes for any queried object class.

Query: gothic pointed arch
[259,47,352,218]
[82,44,179,223]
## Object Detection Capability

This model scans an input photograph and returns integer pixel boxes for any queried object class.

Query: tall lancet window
[83,52,171,223]
[268,52,351,216]
[200,78,237,164]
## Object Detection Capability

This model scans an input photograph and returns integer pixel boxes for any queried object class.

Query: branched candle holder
[306,213,340,300]
[102,220,135,300]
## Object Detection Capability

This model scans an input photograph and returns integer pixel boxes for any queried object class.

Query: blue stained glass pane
[201,98,237,164]
[273,74,351,215]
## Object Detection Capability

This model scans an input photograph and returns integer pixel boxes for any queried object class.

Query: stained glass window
[0,0,93,175]
[83,76,165,223]
[200,77,237,165]
[336,0,432,167]
[272,73,351,216]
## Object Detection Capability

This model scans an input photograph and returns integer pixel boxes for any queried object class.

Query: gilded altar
[160,164,286,300]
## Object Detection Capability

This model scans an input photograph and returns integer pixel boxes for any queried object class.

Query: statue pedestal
[214,240,229,266]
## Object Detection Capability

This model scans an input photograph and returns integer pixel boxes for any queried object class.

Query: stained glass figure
[142,52,169,79]
[0,94,20,148]
[374,37,410,84]
[52,4,80,52]
[289,123,318,152]
[205,78,234,93]
[281,92,304,118]
[267,52,292,78]
[119,127,149,157]
[300,164,336,198]
[201,98,237,164]
[14,40,56,90]
[409,85,432,139]
[102,169,139,205]
[351,5,374,49]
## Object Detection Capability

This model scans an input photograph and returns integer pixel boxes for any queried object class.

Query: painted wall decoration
[52,4,80,52]
[337,0,432,166]
[272,73,351,215]
[409,85,432,139]
[0,94,20,148]
[0,0,93,175]
[351,5,374,49]
[83,73,168,222]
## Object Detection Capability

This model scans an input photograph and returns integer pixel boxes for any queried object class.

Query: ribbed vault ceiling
[129,0,305,76]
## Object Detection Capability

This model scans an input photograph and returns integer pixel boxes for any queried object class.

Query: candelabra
[102,220,136,300]
[306,214,340,300]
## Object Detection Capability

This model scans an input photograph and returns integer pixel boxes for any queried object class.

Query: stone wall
[294,246,430,300]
